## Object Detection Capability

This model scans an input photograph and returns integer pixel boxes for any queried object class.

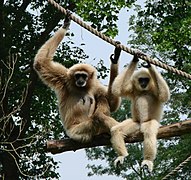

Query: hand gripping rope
[47,0,191,80]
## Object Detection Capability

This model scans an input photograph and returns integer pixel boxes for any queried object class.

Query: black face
[138,77,150,89]
[74,72,88,87]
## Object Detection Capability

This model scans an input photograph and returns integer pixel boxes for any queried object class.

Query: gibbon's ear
[90,72,94,79]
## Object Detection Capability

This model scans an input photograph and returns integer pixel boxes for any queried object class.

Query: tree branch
[47,119,191,154]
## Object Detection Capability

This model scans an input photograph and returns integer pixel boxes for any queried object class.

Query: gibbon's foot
[141,160,153,173]
[114,155,128,167]
[63,10,72,29]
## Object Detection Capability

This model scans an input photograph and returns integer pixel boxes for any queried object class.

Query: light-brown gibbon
[33,14,121,143]
[110,54,170,172]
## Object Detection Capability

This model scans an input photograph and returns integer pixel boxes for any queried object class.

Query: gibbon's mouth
[140,84,148,89]
[76,81,86,87]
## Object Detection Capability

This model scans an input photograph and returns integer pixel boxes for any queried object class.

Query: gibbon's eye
[74,73,81,80]
[138,77,150,88]
[74,73,88,80]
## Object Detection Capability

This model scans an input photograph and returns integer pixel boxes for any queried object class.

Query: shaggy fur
[110,57,170,172]
[34,24,121,143]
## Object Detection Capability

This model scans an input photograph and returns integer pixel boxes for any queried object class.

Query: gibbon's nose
[140,81,148,89]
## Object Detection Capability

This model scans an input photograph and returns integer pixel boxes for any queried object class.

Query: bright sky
[52,7,137,180]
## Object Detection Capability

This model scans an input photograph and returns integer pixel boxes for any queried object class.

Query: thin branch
[7,150,50,178]
[0,50,18,105]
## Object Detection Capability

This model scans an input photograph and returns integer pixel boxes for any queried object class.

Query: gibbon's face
[68,64,96,89]
[74,71,89,87]
[133,69,151,91]
[138,77,150,89]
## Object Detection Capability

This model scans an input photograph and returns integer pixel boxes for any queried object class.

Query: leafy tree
[1,0,190,179]
[87,0,191,179]
[0,0,132,179]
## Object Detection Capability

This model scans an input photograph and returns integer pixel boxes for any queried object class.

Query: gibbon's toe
[141,160,153,173]
[114,155,128,167]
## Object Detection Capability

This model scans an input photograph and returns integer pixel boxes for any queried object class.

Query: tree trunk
[0,150,19,180]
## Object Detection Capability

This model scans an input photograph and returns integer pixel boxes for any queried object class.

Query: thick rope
[48,0,191,80]
[162,154,191,180]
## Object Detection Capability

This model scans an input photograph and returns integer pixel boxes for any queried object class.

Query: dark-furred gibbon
[34,15,121,143]
[110,54,170,172]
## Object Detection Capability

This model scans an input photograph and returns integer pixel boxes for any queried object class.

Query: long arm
[33,17,71,90]
[108,63,121,112]
[108,43,121,112]
[112,55,138,97]
[148,65,170,102]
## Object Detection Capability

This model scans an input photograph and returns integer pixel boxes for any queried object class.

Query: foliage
[75,0,136,37]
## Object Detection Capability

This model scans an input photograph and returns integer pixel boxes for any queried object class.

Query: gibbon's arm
[112,55,138,97]
[108,63,121,112]
[34,18,71,90]
[148,65,170,102]
[34,27,68,89]
[108,44,121,112]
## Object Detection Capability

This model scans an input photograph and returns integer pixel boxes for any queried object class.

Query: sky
[52,5,140,180]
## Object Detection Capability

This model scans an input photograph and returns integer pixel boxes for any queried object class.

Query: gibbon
[110,54,170,172]
[34,15,121,143]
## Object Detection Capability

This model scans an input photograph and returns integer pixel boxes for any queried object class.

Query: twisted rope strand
[162,155,191,180]
[48,0,191,80]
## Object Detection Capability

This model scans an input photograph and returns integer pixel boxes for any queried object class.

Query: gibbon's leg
[140,119,160,172]
[94,113,119,135]
[99,115,119,130]
[110,119,140,166]
[92,117,117,136]
[92,94,119,130]
[92,96,118,135]
[66,119,96,143]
